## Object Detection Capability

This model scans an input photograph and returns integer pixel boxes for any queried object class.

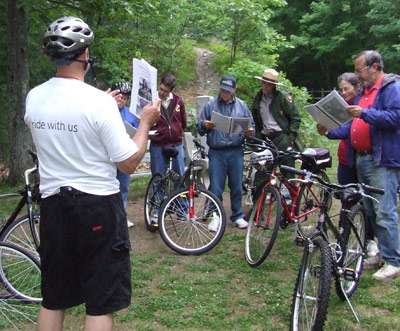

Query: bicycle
[283,166,384,331]
[0,241,42,329]
[0,150,40,256]
[157,140,226,255]
[144,140,209,232]
[243,135,332,267]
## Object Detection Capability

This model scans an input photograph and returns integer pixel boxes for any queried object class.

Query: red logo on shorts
[92,225,102,231]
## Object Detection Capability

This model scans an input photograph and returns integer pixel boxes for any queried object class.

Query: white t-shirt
[25,78,138,198]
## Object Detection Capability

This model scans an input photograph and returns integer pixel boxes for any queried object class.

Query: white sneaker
[127,220,134,228]
[208,213,220,232]
[366,240,379,257]
[234,218,248,229]
[151,214,158,225]
[372,263,400,280]
[364,254,383,270]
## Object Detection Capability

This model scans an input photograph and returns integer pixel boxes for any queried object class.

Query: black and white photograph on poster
[138,78,152,101]
[130,58,157,119]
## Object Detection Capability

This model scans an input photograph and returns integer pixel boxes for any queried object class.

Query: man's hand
[317,123,328,136]
[244,128,254,136]
[202,120,216,130]
[140,99,161,128]
[106,88,120,102]
[347,105,363,118]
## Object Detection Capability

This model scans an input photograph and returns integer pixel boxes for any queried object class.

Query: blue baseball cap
[219,75,237,92]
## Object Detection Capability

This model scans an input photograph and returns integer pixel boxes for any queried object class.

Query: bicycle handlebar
[28,150,38,166]
[280,164,385,196]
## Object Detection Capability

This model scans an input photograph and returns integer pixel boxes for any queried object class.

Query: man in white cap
[251,68,302,200]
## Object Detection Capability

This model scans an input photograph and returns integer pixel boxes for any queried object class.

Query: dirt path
[175,47,219,105]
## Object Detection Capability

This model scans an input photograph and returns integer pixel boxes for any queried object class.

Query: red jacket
[150,93,187,147]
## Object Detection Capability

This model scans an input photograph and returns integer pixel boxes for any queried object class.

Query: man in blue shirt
[112,82,139,228]
[197,75,254,230]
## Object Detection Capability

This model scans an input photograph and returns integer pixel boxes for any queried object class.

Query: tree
[6,0,33,184]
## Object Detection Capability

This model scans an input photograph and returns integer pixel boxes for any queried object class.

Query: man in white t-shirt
[24,17,160,331]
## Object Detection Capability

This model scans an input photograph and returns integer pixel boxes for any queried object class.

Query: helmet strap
[74,58,97,85]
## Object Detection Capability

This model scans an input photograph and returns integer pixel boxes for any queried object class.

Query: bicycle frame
[253,168,324,228]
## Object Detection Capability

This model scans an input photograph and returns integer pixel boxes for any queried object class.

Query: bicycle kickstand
[341,284,360,323]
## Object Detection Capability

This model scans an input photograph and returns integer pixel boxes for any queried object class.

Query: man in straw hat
[251,68,302,201]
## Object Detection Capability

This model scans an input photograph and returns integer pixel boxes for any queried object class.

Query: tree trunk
[7,0,33,184]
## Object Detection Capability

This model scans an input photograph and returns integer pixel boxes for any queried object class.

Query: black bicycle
[0,150,40,256]
[144,140,210,232]
[283,165,384,331]
[157,140,226,255]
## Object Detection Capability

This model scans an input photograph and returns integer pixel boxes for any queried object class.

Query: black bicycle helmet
[43,16,94,64]
[112,82,132,95]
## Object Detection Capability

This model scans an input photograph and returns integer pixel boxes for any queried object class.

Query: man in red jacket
[149,74,187,224]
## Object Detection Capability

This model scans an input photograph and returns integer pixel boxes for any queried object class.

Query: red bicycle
[243,135,332,266]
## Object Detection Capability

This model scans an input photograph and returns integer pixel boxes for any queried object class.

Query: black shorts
[39,189,131,316]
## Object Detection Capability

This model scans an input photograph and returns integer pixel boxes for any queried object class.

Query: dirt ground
[126,192,249,255]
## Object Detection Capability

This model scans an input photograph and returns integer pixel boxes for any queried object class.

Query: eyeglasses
[338,86,351,93]
[354,66,370,73]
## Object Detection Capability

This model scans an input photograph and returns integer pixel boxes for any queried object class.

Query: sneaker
[208,213,220,232]
[372,263,400,280]
[234,218,248,229]
[366,240,379,257]
[364,254,383,270]
[127,219,134,228]
[151,214,159,225]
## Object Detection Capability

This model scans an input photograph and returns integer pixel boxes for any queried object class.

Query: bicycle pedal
[295,235,305,247]
[343,268,357,281]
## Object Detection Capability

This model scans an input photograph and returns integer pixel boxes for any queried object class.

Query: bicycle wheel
[291,239,333,331]
[0,215,40,258]
[335,204,366,300]
[0,297,39,330]
[144,173,164,232]
[296,176,329,237]
[0,242,42,303]
[158,187,226,255]
[245,185,282,267]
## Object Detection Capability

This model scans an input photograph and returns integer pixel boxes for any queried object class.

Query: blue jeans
[356,154,400,267]
[150,144,186,216]
[208,146,244,222]
[150,144,185,182]
[117,169,130,209]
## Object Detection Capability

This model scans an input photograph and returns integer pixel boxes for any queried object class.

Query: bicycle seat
[162,146,179,159]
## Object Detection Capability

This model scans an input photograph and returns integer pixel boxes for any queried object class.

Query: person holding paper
[111,82,139,228]
[319,50,400,280]
[197,75,254,230]
[25,16,160,330]
[149,74,187,224]
[317,73,360,185]
[251,68,302,201]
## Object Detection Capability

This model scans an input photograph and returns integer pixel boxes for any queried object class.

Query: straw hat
[255,68,284,86]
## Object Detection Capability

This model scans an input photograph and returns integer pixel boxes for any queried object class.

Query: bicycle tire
[0,242,42,303]
[158,187,226,255]
[335,204,366,300]
[144,173,164,232]
[245,185,282,267]
[0,215,40,258]
[296,172,329,237]
[291,239,333,331]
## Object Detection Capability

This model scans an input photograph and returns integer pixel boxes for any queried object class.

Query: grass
[63,226,400,330]
[1,153,400,330]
